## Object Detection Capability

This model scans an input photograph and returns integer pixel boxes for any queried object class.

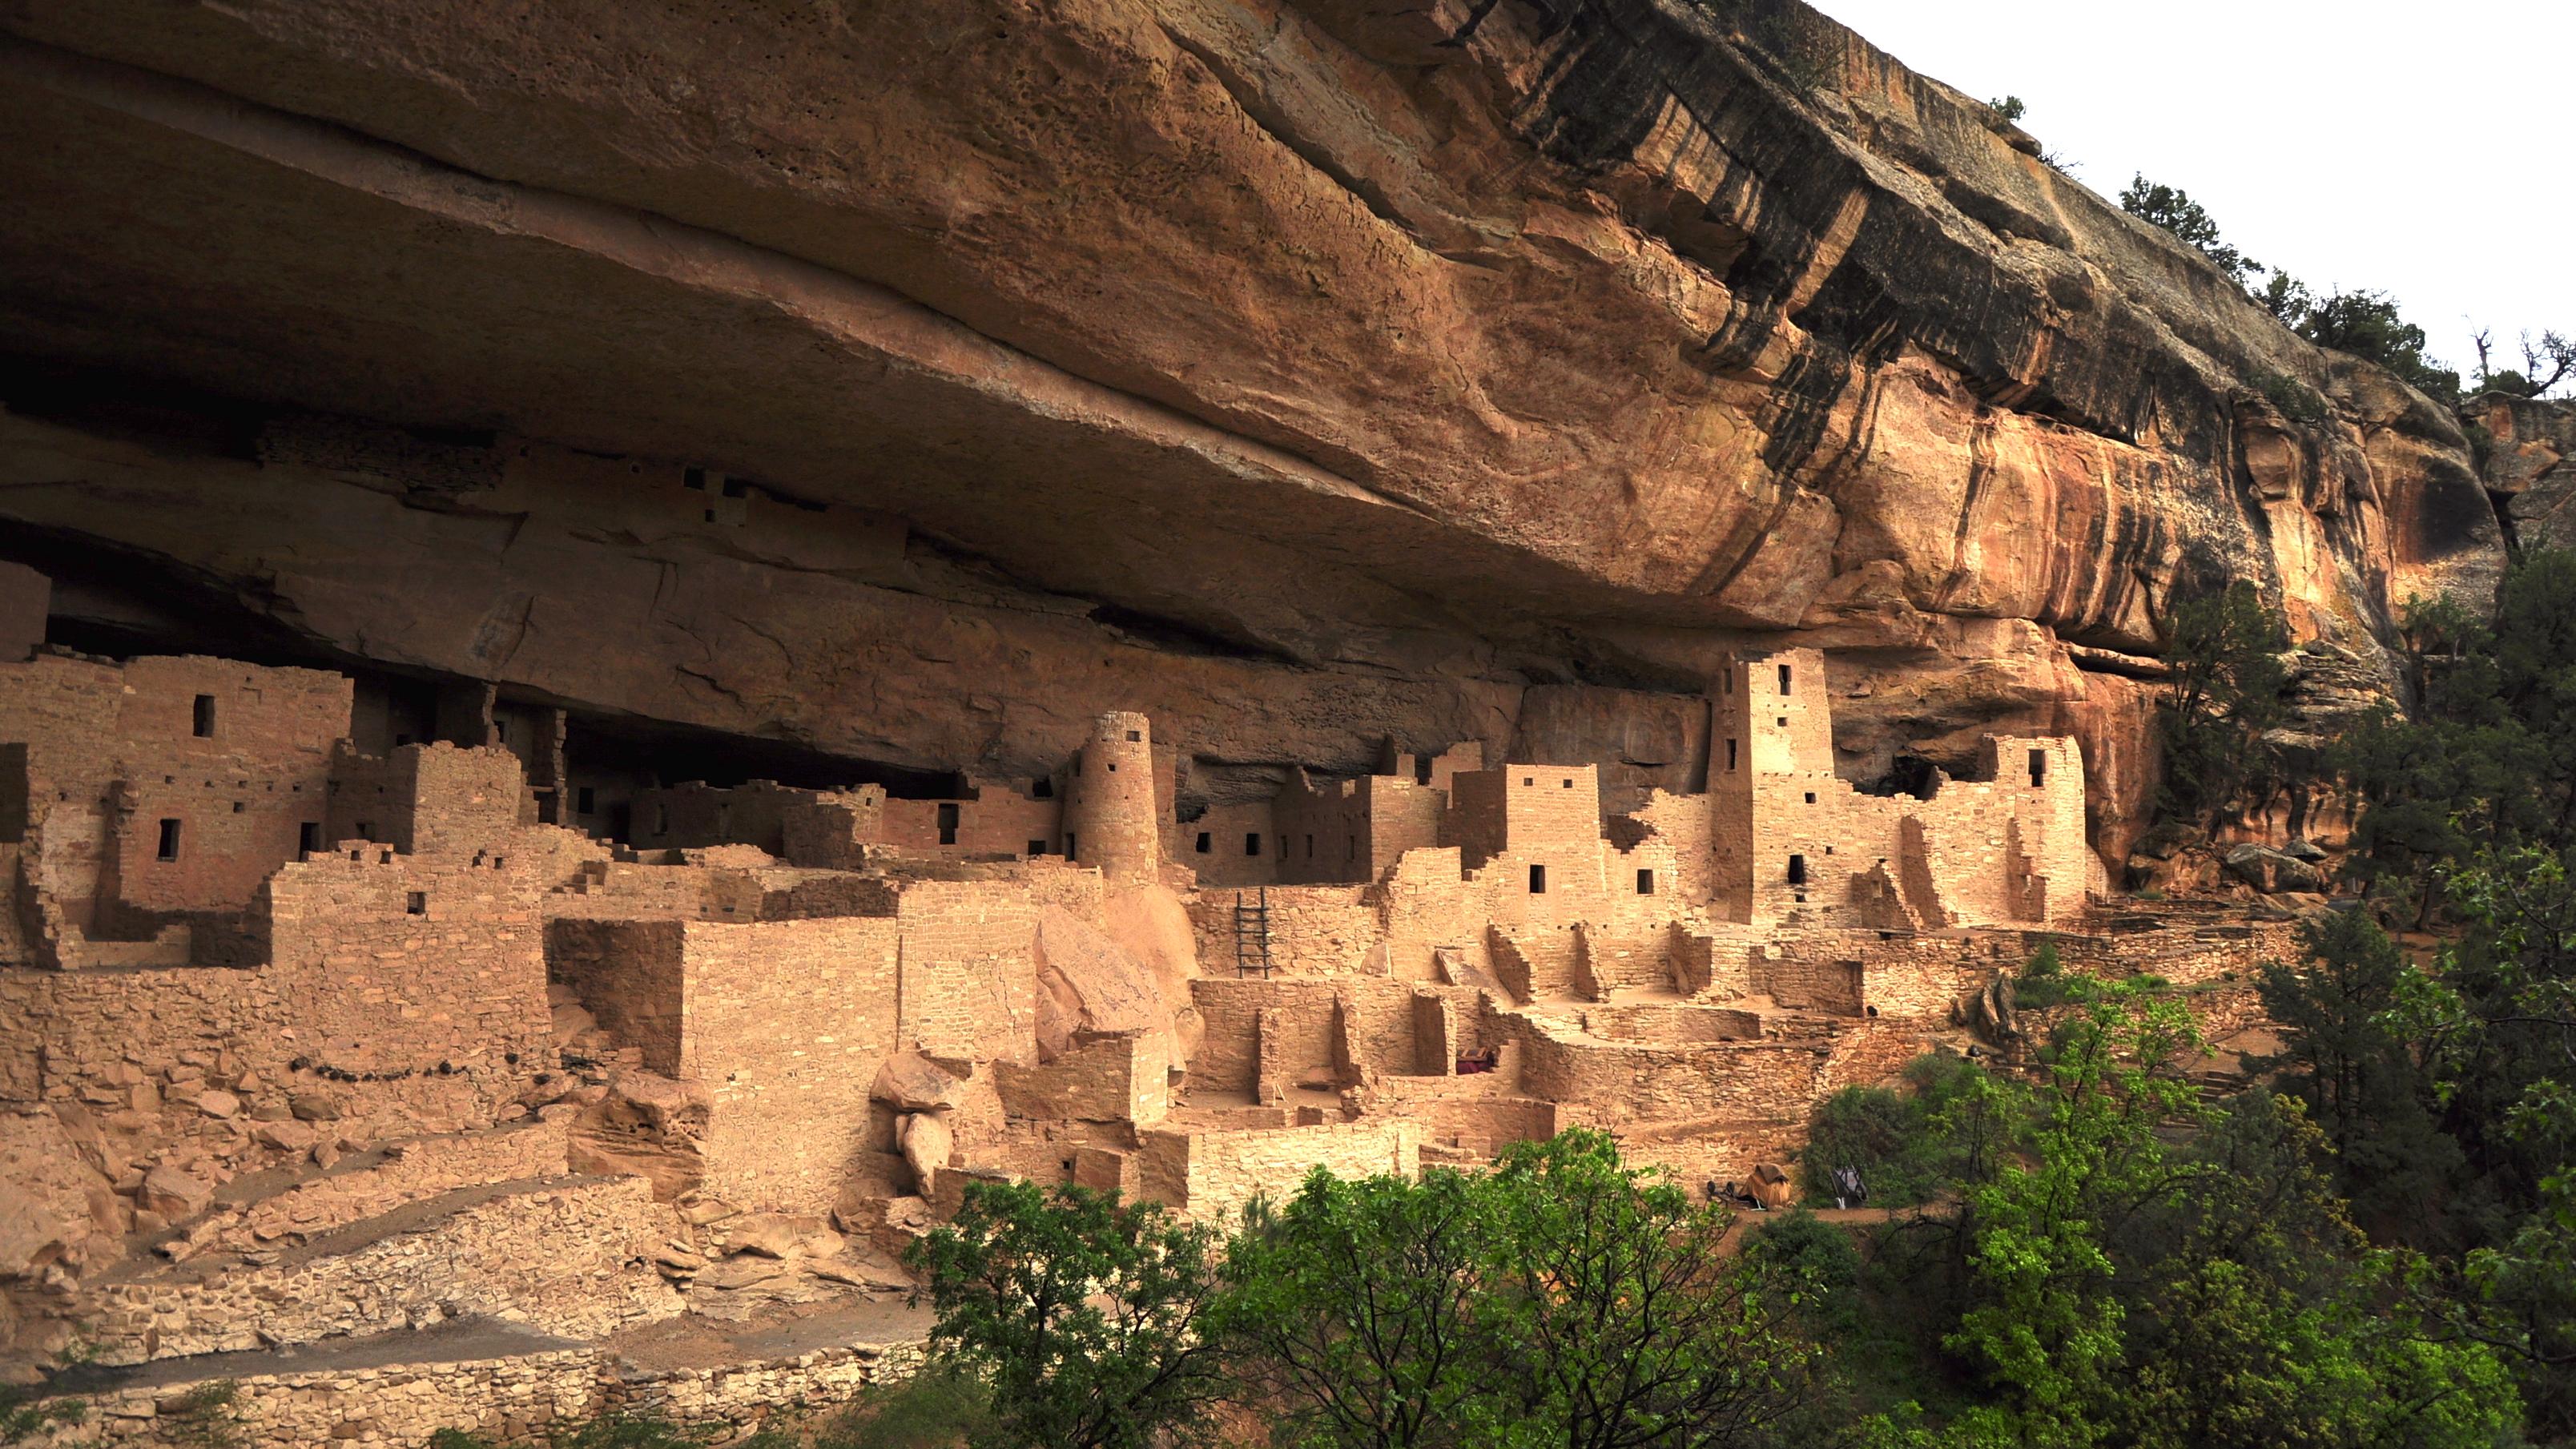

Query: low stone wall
[1137,1117,1419,1222]
[83,1177,682,1365]
[33,1338,928,1447]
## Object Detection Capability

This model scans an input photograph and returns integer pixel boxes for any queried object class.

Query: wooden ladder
[1233,887,1274,977]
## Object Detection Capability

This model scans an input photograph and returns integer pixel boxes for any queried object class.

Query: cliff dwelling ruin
[0,0,2548,1439]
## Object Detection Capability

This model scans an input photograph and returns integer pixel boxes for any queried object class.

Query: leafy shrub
[815,1367,993,1449]
[1986,95,2026,124]
[2120,174,2260,285]
[2250,368,2329,427]
[2298,289,2461,402]
[1,1385,85,1447]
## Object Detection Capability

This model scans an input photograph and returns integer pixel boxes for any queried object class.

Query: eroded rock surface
[0,0,2508,863]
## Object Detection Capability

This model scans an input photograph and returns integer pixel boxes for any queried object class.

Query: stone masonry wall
[679,916,901,1214]
[546,918,685,1070]
[31,1338,928,1448]
[1139,1117,1420,1222]
[894,879,1039,1065]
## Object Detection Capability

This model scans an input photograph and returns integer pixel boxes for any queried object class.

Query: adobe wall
[547,918,686,1069]
[1137,1117,1420,1222]
[1065,712,1159,883]
[1710,650,2090,931]
[262,843,554,1080]
[1181,800,1278,888]
[0,562,42,662]
[1271,774,1444,885]
[1187,977,1339,1097]
[879,780,1060,858]
[327,743,527,858]
[1376,847,1491,982]
[995,1030,1165,1124]
[678,916,901,1213]
[774,786,887,868]
[2,655,348,934]
[893,879,1040,1065]
[1185,883,1379,976]
[1519,1024,1833,1128]
[629,779,807,855]
[3,834,556,1123]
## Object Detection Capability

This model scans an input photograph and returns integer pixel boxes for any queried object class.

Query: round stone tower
[1068,710,1160,883]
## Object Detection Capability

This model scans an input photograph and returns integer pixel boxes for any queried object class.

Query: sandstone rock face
[0,0,2507,859]
[2471,395,2576,550]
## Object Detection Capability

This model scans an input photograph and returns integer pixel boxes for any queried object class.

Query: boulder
[871,1052,968,1113]
[566,1070,710,1201]
[0,1114,119,1277]
[138,1165,214,1221]
[288,1093,341,1122]
[1032,908,1160,1062]
[252,1121,318,1153]
[899,1111,955,1194]
[2224,843,2329,894]
[724,1213,825,1259]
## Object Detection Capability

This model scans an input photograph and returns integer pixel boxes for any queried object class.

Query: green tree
[2155,580,2291,835]
[1483,1129,1825,1449]
[1942,984,2204,1447]
[2119,175,2260,285]
[1214,1165,1508,1449]
[2108,1092,2521,1449]
[2255,910,2462,1241]
[2256,271,2313,326]
[2299,289,2461,402]
[907,1181,1229,1449]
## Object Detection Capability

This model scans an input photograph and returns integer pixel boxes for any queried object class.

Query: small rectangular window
[1637,868,1655,896]
[654,805,670,835]
[406,892,426,916]
[1415,757,1432,785]
[1778,663,1793,695]
[1805,791,1817,804]
[1033,778,1053,799]
[155,818,183,861]
[1065,832,1078,861]
[684,466,707,490]
[1561,778,1574,788]
[1246,833,1262,857]
[1346,835,1356,859]
[191,694,215,738]
[1305,834,1314,858]
[2029,748,2047,787]
[1787,853,1807,885]
[1028,839,1047,856]
[576,786,596,815]
[1195,831,1212,854]
[1726,739,1738,771]
[1529,863,1548,894]
[937,802,960,846]
[298,822,320,858]
[1776,716,1788,728]
[1125,729,1141,743]
[355,820,375,842]
[720,477,749,499]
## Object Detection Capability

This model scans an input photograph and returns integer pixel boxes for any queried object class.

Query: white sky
[1809,0,2576,384]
